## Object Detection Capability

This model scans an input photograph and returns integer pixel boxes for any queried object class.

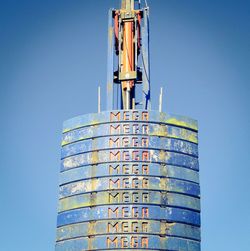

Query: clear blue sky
[1,0,249,250]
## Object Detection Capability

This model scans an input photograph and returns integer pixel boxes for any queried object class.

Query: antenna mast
[107,0,150,110]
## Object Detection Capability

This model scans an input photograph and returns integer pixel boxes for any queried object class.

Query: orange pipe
[122,20,134,90]
[137,13,141,49]
[114,12,119,53]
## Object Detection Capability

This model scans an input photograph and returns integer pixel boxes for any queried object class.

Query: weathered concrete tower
[55,1,200,250]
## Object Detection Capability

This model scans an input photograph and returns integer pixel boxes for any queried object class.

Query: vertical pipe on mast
[159,87,163,112]
[122,0,134,10]
[142,7,151,110]
[122,21,134,109]
[98,86,101,113]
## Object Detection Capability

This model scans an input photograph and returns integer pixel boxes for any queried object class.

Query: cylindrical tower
[55,1,200,251]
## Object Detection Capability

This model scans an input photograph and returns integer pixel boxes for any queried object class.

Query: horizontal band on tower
[56,220,201,242]
[59,177,200,199]
[59,163,199,185]
[57,205,200,227]
[62,122,198,146]
[58,190,200,213]
[61,149,199,172]
[61,136,198,159]
[63,110,198,133]
[55,234,200,250]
